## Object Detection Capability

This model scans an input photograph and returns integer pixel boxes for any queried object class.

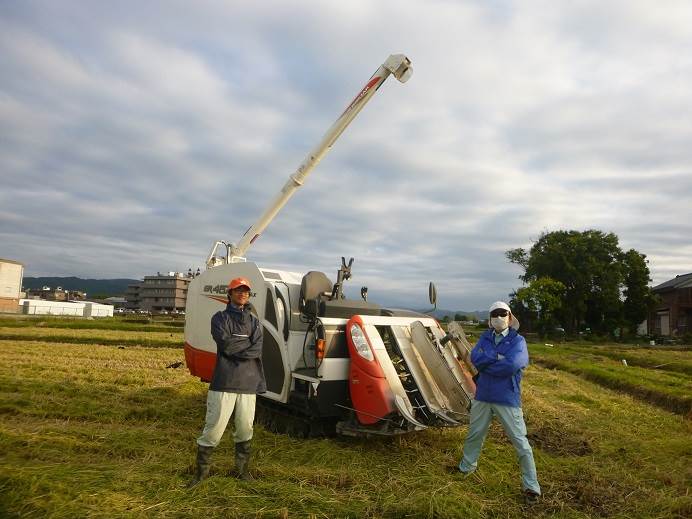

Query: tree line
[506,230,656,337]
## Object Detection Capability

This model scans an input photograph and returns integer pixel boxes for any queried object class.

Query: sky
[1,0,691,311]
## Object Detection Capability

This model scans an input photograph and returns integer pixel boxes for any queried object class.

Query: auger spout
[206,54,412,267]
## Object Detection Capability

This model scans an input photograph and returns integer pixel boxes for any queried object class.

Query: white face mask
[491,315,509,332]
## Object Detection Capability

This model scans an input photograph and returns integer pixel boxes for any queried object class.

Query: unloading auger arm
[206,54,412,267]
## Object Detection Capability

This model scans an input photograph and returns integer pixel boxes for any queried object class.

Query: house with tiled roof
[649,273,692,336]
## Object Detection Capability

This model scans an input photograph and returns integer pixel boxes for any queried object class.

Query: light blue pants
[459,399,541,495]
[197,391,256,447]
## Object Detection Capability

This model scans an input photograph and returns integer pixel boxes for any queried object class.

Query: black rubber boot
[187,444,213,488]
[523,489,540,505]
[234,441,252,481]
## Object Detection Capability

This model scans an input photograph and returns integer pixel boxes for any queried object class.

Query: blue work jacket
[470,328,528,407]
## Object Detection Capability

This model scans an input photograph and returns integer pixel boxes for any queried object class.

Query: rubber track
[255,397,337,438]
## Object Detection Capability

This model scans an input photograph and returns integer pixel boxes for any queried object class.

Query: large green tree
[622,249,657,333]
[506,230,654,335]
[514,277,566,337]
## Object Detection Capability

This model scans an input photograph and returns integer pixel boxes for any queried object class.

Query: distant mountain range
[22,277,139,297]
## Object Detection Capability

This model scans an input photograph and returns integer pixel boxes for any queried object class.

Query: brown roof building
[24,287,87,301]
[649,273,692,336]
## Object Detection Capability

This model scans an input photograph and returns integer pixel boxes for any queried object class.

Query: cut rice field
[1,318,691,518]
[0,323,183,348]
[533,343,692,376]
[0,316,184,332]
[530,344,692,419]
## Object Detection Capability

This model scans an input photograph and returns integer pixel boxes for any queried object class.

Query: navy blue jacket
[470,328,528,407]
[209,303,266,394]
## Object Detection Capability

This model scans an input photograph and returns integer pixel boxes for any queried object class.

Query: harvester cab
[184,54,477,436]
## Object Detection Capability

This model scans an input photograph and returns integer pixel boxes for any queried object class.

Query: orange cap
[228,277,251,290]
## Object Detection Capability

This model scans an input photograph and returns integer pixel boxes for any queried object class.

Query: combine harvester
[184,54,477,436]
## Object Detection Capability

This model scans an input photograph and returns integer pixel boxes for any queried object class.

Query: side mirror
[428,282,437,309]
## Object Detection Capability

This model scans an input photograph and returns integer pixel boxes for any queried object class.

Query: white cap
[489,301,511,313]
[488,301,520,330]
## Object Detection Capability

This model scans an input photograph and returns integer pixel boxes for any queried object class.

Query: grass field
[1,317,691,518]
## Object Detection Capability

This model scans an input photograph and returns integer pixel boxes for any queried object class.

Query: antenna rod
[229,54,412,259]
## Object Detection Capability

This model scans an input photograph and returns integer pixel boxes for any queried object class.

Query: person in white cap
[455,301,541,504]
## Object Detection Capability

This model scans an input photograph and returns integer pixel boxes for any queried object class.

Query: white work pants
[196,391,256,447]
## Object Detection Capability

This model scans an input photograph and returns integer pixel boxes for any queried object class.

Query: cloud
[1,0,691,310]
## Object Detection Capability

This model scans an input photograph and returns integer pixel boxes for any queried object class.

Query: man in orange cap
[188,277,265,486]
